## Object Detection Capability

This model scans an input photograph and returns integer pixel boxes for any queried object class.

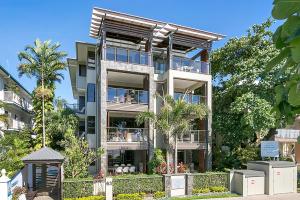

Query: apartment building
[0,66,32,133]
[68,8,224,174]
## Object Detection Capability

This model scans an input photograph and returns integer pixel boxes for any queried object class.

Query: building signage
[171,176,185,189]
[261,141,279,158]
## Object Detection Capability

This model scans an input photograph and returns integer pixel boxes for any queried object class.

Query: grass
[169,194,240,200]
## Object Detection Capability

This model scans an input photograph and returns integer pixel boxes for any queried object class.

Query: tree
[45,98,78,150]
[18,39,67,148]
[267,1,300,123]
[61,130,103,178]
[211,21,283,168]
[136,94,208,173]
[0,130,33,177]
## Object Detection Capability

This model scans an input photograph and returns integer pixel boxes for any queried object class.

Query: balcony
[107,127,148,150]
[177,130,207,149]
[106,46,149,66]
[7,118,25,130]
[275,129,300,142]
[3,91,32,112]
[174,92,207,104]
[65,103,85,115]
[172,56,210,75]
[107,87,149,112]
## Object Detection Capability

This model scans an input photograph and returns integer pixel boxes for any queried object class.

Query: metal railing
[178,130,206,143]
[174,92,207,104]
[8,118,25,130]
[107,127,148,142]
[106,46,149,66]
[276,129,300,139]
[65,103,86,114]
[107,87,149,105]
[172,56,210,75]
[3,91,32,111]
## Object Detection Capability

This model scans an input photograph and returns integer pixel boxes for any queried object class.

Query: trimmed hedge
[193,172,229,190]
[115,193,145,200]
[112,175,164,194]
[63,178,94,198]
[64,196,105,200]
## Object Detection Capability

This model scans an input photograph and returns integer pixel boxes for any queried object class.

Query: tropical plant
[136,93,208,173]
[61,130,103,178]
[267,0,300,123]
[148,148,165,174]
[18,39,67,147]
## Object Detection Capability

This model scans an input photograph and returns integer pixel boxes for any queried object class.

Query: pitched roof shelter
[22,147,64,164]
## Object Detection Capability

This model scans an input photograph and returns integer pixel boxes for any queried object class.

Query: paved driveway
[209,193,300,200]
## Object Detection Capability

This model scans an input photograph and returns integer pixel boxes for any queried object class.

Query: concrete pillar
[163,175,171,197]
[167,71,174,97]
[206,79,212,170]
[186,174,193,196]
[105,177,113,200]
[0,169,11,200]
[148,70,155,162]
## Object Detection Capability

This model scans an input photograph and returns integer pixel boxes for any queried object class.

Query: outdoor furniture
[129,166,135,173]
[126,132,132,142]
[127,164,131,167]
[121,164,126,167]
[123,166,129,173]
[115,167,123,174]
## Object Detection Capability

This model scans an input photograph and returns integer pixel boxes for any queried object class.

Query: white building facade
[68,7,224,174]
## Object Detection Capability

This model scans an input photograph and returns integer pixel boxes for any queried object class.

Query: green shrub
[192,188,210,194]
[112,175,163,194]
[153,191,165,199]
[115,193,144,200]
[193,172,228,190]
[64,196,105,200]
[209,186,227,193]
[63,179,94,198]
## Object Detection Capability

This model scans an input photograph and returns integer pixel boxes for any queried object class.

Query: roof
[248,161,296,168]
[22,147,64,163]
[0,65,31,96]
[90,7,225,42]
[232,170,265,178]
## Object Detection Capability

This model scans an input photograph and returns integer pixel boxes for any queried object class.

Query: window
[87,83,95,102]
[79,120,85,134]
[140,52,148,65]
[79,96,85,110]
[88,51,95,62]
[87,116,95,134]
[116,48,128,62]
[106,47,116,61]
[79,65,86,76]
[129,50,140,64]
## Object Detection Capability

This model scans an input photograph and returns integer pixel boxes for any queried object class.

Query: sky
[0,0,278,103]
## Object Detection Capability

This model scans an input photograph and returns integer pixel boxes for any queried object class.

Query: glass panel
[87,116,95,134]
[87,83,95,102]
[173,57,181,70]
[116,48,128,62]
[129,50,140,64]
[201,62,209,74]
[191,95,200,104]
[139,91,149,104]
[140,52,148,65]
[117,88,126,103]
[108,87,116,102]
[106,47,115,61]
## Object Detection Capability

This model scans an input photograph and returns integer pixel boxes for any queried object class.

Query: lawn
[168,193,240,200]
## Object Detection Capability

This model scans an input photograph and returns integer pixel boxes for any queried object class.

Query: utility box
[230,170,265,196]
[247,161,297,195]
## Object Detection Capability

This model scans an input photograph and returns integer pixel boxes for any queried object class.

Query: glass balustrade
[174,92,207,104]
[107,87,149,105]
[172,56,210,74]
[107,127,148,142]
[106,46,149,65]
[178,130,206,143]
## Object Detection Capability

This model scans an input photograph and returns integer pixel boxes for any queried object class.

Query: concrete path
[208,193,300,200]
[33,196,55,200]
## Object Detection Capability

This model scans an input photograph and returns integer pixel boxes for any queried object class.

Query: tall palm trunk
[166,131,170,174]
[174,135,178,174]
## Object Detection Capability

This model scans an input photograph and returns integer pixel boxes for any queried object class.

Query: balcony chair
[115,167,123,174]
[123,166,129,173]
[129,166,135,173]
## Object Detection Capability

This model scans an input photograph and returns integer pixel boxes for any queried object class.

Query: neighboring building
[67,7,224,174]
[0,65,33,133]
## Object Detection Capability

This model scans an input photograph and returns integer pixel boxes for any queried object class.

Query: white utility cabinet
[230,170,265,196]
[247,161,297,195]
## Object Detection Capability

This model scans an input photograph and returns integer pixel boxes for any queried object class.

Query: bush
[210,186,227,193]
[193,172,229,190]
[112,175,163,194]
[115,193,144,200]
[192,188,210,194]
[153,191,165,199]
[64,196,105,200]
[63,179,94,198]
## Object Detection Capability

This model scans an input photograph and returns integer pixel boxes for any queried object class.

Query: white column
[0,169,11,200]
[105,177,113,200]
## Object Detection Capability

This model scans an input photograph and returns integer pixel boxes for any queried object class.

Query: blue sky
[0,0,277,103]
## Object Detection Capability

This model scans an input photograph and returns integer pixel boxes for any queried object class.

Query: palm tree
[18,39,67,147]
[136,93,208,174]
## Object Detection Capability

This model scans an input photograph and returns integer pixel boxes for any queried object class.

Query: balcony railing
[107,127,148,142]
[178,130,206,143]
[276,129,300,139]
[107,87,149,105]
[106,46,149,66]
[4,91,32,111]
[172,56,210,75]
[174,92,207,104]
[65,103,85,114]
[8,118,25,130]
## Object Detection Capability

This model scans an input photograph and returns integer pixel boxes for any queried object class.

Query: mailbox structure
[247,161,297,195]
[230,170,265,197]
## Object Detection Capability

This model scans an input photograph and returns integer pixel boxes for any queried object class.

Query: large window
[87,83,95,102]
[79,65,86,76]
[116,48,128,62]
[79,96,85,110]
[87,116,95,134]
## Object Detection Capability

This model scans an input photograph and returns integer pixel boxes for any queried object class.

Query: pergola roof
[22,147,64,163]
[89,7,225,48]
